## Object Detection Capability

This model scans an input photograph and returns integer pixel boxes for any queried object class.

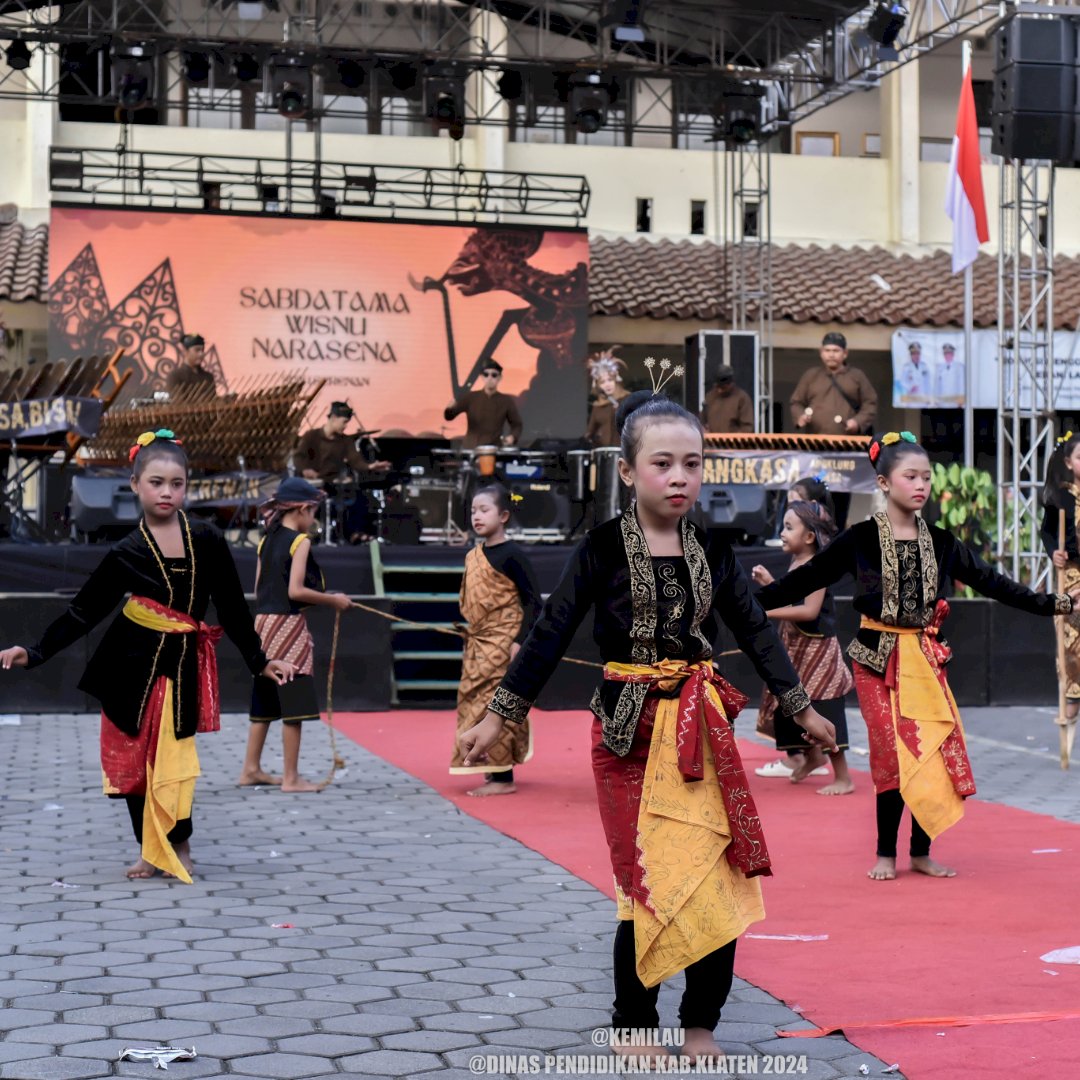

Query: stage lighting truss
[0,0,1000,130]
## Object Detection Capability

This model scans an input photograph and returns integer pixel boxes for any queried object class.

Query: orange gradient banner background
[48,207,589,438]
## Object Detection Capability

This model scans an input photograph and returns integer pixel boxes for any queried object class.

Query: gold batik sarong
[600,660,766,988]
[859,616,967,840]
[1060,563,1080,700]
[450,545,532,774]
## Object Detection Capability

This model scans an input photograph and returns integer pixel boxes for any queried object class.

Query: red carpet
[333,709,1080,1079]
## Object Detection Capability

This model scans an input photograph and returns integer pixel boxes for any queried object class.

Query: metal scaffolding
[997,160,1056,587]
[727,139,773,432]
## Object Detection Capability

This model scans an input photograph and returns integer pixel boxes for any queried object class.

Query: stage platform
[0,540,1060,711]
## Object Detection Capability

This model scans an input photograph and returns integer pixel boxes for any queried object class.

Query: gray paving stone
[230,1053,330,1077]
[0,1059,112,1080]
[420,1013,519,1034]
[320,1013,416,1037]
[10,1022,108,1045]
[276,1033,377,1055]
[338,1049,444,1075]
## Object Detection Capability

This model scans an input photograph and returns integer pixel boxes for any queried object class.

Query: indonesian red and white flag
[945,67,990,274]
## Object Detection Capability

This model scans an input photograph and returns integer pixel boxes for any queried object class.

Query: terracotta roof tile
[589,237,1080,330]
[0,219,48,303]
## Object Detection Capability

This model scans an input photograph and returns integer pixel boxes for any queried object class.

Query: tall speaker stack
[992,14,1077,163]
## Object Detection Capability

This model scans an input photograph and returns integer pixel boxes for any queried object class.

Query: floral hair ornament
[1058,430,1075,446]
[587,347,626,385]
[643,356,685,397]
[868,439,882,464]
[510,493,524,504]
[128,428,183,463]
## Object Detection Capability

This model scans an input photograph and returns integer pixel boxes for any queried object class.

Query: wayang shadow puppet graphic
[411,228,589,440]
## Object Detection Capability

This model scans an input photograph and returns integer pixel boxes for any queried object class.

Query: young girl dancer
[0,430,294,882]
[1041,432,1080,725]
[758,432,1078,881]
[239,477,352,793]
[459,389,835,1061]
[450,483,540,796]
[752,500,855,795]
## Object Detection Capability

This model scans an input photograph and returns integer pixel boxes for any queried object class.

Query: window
[795,132,840,157]
[742,201,759,240]
[919,137,953,164]
[862,133,881,158]
[690,200,706,236]
[636,198,652,233]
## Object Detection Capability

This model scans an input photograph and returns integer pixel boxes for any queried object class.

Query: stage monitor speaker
[69,474,139,539]
[683,331,759,423]
[992,110,1075,162]
[507,480,571,533]
[996,15,1076,68]
[993,61,1075,114]
[699,484,769,540]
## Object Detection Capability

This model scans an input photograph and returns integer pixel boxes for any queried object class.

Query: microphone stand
[229,453,254,547]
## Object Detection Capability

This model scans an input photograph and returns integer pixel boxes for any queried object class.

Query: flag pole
[962,39,975,469]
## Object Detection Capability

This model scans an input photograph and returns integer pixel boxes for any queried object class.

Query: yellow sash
[123,598,202,883]
[860,618,964,839]
[607,661,764,988]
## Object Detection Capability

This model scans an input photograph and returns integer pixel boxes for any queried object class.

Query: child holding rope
[238,477,351,793]
[450,483,541,796]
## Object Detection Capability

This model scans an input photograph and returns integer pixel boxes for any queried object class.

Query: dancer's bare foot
[868,856,897,881]
[236,769,283,787]
[125,857,157,879]
[790,747,826,783]
[281,777,322,793]
[467,781,517,797]
[911,856,956,878]
[816,778,855,796]
[162,839,195,880]
[682,1027,723,1057]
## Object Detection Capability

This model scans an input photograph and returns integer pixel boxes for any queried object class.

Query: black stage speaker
[69,474,139,540]
[992,14,1078,161]
[683,331,758,422]
[508,480,572,533]
[698,484,769,540]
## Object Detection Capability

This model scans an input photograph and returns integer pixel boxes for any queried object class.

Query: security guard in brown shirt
[790,332,877,436]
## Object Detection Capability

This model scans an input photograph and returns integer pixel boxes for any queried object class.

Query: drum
[474,445,498,477]
[567,449,591,503]
[593,446,623,524]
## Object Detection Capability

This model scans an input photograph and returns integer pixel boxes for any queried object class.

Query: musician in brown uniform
[701,366,754,433]
[166,333,216,400]
[790,332,877,436]
[294,402,390,543]
[583,349,629,447]
[444,361,523,449]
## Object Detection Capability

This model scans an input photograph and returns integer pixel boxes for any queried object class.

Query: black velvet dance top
[26,513,267,738]
[489,508,810,757]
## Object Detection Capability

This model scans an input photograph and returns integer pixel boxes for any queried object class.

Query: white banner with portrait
[892,327,1080,409]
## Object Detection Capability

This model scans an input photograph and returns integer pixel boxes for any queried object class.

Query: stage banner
[703,450,877,494]
[0,396,102,440]
[892,327,1080,409]
[47,208,589,440]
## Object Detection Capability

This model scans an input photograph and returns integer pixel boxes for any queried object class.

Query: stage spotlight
[336,57,364,89]
[232,52,260,82]
[388,62,418,93]
[713,83,763,145]
[866,2,908,60]
[425,74,466,140]
[182,49,210,86]
[6,39,32,72]
[111,43,155,110]
[497,69,524,103]
[271,54,312,119]
[569,73,609,135]
[602,0,647,45]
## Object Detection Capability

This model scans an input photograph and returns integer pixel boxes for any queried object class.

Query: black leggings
[488,769,514,783]
[612,919,736,1031]
[876,789,930,859]
[114,794,193,846]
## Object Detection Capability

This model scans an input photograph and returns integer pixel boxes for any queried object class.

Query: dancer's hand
[262,660,295,685]
[751,565,774,586]
[460,711,507,766]
[328,592,353,612]
[795,705,837,754]
[0,646,27,669]
[1068,588,1080,609]
[1053,549,1069,569]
